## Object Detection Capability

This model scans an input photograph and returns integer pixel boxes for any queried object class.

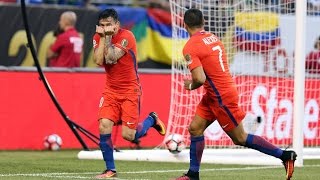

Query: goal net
[78,1,320,165]
[168,0,320,165]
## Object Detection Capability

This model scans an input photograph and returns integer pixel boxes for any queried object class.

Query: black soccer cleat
[281,150,297,180]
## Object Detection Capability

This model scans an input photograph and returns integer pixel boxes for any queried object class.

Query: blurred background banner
[139,8,173,65]
[234,12,281,52]
[0,4,173,68]
[0,5,98,67]
[0,70,171,149]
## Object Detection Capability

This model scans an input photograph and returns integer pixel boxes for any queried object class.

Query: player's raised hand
[96,25,105,37]
[184,79,193,90]
[104,25,115,36]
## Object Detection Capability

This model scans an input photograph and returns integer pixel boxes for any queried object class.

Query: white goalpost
[293,0,306,167]
[78,0,320,166]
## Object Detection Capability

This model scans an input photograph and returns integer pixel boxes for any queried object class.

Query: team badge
[121,39,128,47]
[185,54,192,65]
[99,97,104,107]
[93,40,97,48]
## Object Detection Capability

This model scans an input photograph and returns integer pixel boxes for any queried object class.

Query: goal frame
[293,0,306,167]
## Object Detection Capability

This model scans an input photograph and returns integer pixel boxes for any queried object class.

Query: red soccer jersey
[93,29,141,94]
[49,28,83,67]
[183,30,238,105]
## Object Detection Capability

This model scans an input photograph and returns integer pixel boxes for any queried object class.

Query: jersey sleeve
[113,30,136,54]
[93,33,100,50]
[183,42,202,71]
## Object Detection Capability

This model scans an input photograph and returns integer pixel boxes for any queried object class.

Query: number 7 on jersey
[212,45,225,72]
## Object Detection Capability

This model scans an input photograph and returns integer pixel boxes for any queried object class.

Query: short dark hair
[98,8,119,22]
[184,8,204,28]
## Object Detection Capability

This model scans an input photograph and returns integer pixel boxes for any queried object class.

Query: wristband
[189,83,192,90]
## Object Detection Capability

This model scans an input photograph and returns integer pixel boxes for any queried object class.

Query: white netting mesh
[168,0,320,149]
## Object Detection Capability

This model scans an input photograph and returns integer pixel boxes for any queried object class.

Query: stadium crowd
[0,0,319,15]
[0,0,170,10]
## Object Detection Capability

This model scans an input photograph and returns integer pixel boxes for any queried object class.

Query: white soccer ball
[43,134,63,151]
[165,134,185,154]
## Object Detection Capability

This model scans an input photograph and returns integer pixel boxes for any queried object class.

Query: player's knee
[99,119,113,134]
[188,125,203,136]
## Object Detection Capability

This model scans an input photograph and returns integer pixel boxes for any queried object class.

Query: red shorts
[196,93,245,132]
[98,92,140,129]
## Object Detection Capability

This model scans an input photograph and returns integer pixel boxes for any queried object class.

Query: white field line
[0,164,319,179]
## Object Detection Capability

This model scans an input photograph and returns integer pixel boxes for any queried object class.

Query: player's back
[184,31,238,104]
[50,28,82,67]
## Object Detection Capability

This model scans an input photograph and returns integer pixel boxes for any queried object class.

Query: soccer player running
[93,9,166,179]
[175,9,297,180]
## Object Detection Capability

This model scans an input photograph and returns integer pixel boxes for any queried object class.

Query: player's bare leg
[175,115,211,180]
[122,125,137,141]
[95,118,117,179]
[96,112,166,179]
[226,122,297,180]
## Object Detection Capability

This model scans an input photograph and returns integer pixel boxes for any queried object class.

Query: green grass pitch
[0,150,319,179]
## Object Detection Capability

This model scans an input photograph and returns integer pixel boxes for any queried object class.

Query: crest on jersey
[93,40,97,48]
[121,39,128,47]
[185,54,192,65]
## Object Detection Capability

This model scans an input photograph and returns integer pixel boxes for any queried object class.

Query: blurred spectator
[282,0,295,13]
[43,0,79,5]
[309,0,320,7]
[306,36,320,74]
[47,11,83,67]
[0,0,16,3]
[83,0,97,9]
[308,0,320,15]
[148,0,170,11]
[42,0,96,7]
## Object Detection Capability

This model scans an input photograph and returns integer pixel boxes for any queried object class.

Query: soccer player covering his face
[175,9,297,180]
[93,9,166,179]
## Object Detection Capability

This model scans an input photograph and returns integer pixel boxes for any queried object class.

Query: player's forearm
[93,38,106,66]
[104,36,123,63]
[189,80,204,90]
[46,49,57,59]
[105,46,124,62]
[189,67,206,90]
